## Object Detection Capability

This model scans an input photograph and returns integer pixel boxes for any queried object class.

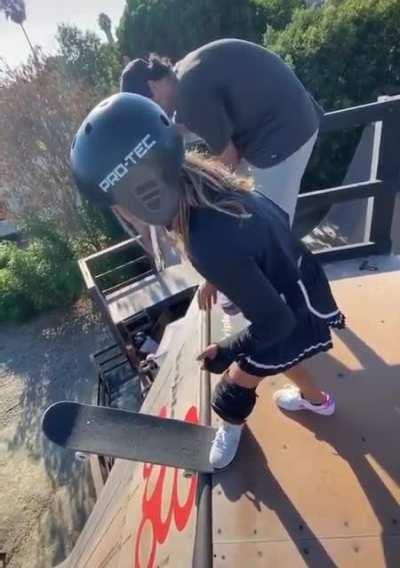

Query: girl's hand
[198,281,218,311]
[197,344,218,369]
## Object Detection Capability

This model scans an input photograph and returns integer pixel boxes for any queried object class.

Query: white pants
[219,130,318,311]
[238,129,319,226]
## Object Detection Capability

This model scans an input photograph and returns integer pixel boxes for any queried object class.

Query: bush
[0,224,82,322]
[0,241,15,269]
[0,266,34,322]
[0,211,127,323]
[9,238,82,313]
[71,202,125,258]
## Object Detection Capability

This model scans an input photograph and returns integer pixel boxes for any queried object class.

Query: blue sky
[0,0,126,66]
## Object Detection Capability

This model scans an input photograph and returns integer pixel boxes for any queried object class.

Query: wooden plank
[64,460,134,567]
[89,455,106,499]
[115,301,204,568]
[78,257,96,291]
[80,237,143,265]
[211,268,400,567]
[105,263,201,325]
[214,536,400,568]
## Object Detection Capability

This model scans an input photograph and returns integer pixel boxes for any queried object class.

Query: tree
[266,0,400,189]
[117,0,268,61]
[0,49,126,321]
[268,0,400,117]
[0,0,38,64]
[0,56,96,230]
[256,0,305,31]
[98,12,114,43]
[56,24,121,94]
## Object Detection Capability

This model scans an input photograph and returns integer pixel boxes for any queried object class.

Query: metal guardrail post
[193,307,213,568]
[369,97,400,253]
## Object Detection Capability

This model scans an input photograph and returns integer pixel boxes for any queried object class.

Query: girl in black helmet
[71,94,344,470]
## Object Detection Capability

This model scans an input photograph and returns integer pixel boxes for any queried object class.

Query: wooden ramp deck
[211,256,400,567]
[55,256,400,568]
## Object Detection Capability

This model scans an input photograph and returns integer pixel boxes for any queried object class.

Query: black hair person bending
[71,94,344,469]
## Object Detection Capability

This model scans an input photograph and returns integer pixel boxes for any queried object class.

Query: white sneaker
[273,385,335,416]
[209,423,243,469]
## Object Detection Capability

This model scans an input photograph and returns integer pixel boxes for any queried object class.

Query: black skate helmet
[71,93,184,226]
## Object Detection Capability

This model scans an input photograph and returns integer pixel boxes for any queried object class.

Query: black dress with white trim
[188,190,345,378]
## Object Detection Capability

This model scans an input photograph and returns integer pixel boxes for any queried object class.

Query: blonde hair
[170,152,253,255]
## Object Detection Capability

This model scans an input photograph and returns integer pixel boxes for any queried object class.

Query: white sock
[222,422,243,432]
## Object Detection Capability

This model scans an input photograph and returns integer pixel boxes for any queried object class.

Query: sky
[0,0,126,66]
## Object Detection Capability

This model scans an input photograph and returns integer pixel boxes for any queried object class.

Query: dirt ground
[0,300,111,568]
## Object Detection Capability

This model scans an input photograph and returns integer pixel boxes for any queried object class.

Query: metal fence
[299,95,400,262]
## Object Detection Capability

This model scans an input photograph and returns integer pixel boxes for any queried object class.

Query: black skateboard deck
[42,401,216,473]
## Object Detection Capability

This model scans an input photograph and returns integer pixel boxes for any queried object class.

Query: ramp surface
[211,257,400,567]
[58,299,205,567]
[55,257,400,567]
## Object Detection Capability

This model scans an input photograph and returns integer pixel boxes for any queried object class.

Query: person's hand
[198,281,218,311]
[197,344,218,370]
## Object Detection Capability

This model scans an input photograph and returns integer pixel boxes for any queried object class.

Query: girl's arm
[202,254,295,371]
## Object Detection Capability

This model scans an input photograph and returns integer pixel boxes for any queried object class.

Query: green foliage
[117,0,268,60]
[0,242,32,321]
[0,241,14,269]
[56,24,122,94]
[72,202,125,258]
[6,220,83,316]
[266,0,400,189]
[0,266,34,321]
[267,0,400,110]
[0,215,124,323]
[256,0,305,31]
[0,54,99,228]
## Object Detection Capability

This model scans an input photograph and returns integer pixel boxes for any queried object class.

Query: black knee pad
[211,378,257,424]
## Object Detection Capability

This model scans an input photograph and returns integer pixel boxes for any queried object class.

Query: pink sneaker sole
[273,387,335,416]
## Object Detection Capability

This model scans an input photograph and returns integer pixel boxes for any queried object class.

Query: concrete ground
[0,300,111,568]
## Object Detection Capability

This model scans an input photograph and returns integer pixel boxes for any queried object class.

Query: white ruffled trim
[245,339,332,370]
[328,313,345,327]
[297,279,340,319]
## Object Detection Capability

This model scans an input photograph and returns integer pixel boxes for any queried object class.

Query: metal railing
[298,95,400,262]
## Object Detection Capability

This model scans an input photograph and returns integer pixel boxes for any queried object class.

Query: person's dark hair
[147,53,173,80]
[120,53,173,96]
